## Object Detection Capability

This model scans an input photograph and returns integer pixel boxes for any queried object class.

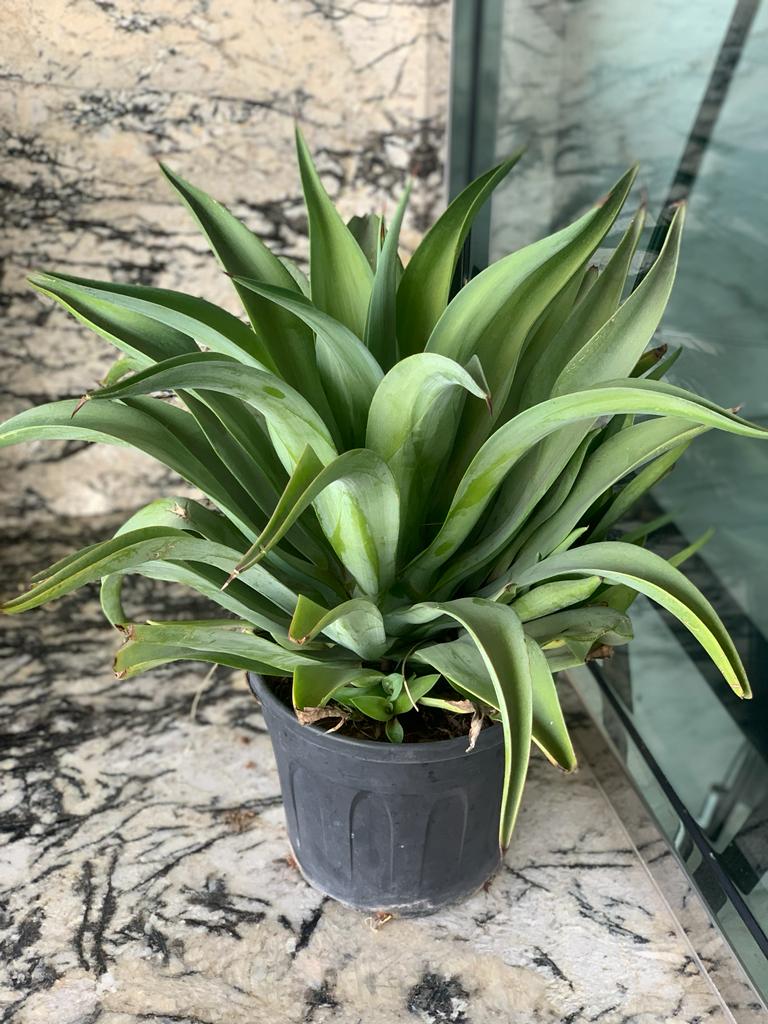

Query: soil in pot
[266,676,493,744]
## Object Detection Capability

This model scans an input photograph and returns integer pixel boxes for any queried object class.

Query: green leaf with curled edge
[513,417,706,570]
[520,205,647,412]
[28,271,195,367]
[510,541,751,698]
[507,577,603,620]
[392,674,441,715]
[523,606,633,649]
[347,213,382,272]
[94,497,341,631]
[588,439,693,542]
[86,352,337,473]
[385,718,404,744]
[233,448,400,599]
[289,594,389,661]
[113,621,350,680]
[414,628,575,773]
[2,527,297,631]
[29,272,274,371]
[405,598,532,849]
[0,395,264,542]
[456,206,686,589]
[292,664,384,710]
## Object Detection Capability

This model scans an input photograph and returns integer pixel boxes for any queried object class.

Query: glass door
[449,0,768,996]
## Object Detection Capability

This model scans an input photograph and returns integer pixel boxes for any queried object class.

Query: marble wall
[1,0,451,530]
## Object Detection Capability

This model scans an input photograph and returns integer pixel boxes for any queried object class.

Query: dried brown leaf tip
[71,393,91,418]
[296,706,349,732]
[221,567,240,591]
[466,706,485,753]
[444,699,473,714]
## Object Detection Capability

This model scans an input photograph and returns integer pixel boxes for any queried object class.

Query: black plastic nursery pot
[248,673,505,915]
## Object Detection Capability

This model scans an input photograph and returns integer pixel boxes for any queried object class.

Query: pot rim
[248,672,503,763]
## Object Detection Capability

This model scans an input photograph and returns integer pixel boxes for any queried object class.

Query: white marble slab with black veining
[1,0,450,530]
[0,517,742,1024]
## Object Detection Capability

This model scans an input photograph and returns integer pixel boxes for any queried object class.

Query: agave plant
[3,130,765,850]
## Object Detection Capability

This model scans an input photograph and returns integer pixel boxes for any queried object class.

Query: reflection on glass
[485,0,768,997]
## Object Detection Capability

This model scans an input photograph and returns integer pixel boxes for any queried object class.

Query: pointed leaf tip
[71,394,91,418]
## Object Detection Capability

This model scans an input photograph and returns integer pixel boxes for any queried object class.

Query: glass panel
[449,0,768,999]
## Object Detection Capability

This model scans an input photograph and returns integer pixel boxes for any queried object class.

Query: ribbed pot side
[248,673,504,915]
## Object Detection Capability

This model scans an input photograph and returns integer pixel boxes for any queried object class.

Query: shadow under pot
[249,672,504,916]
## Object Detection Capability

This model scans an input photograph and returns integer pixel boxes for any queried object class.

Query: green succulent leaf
[385,717,405,743]
[588,439,693,541]
[514,417,706,569]
[0,396,264,540]
[520,205,647,411]
[289,594,389,660]
[232,278,382,448]
[30,273,275,371]
[159,163,332,418]
[397,150,524,355]
[470,206,686,584]
[406,598,533,849]
[28,272,197,367]
[601,527,715,616]
[408,380,768,594]
[392,674,441,715]
[508,577,603,620]
[511,542,751,698]
[234,447,400,599]
[114,621,345,679]
[426,166,637,482]
[365,352,489,539]
[2,526,302,629]
[293,664,383,710]
[486,433,595,579]
[87,352,337,471]
[414,630,575,774]
[100,355,146,387]
[364,184,410,370]
[524,638,577,771]
[347,213,383,272]
[523,606,633,648]
[555,205,685,397]
[295,126,374,338]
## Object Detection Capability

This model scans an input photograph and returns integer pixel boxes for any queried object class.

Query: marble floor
[0,517,761,1023]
